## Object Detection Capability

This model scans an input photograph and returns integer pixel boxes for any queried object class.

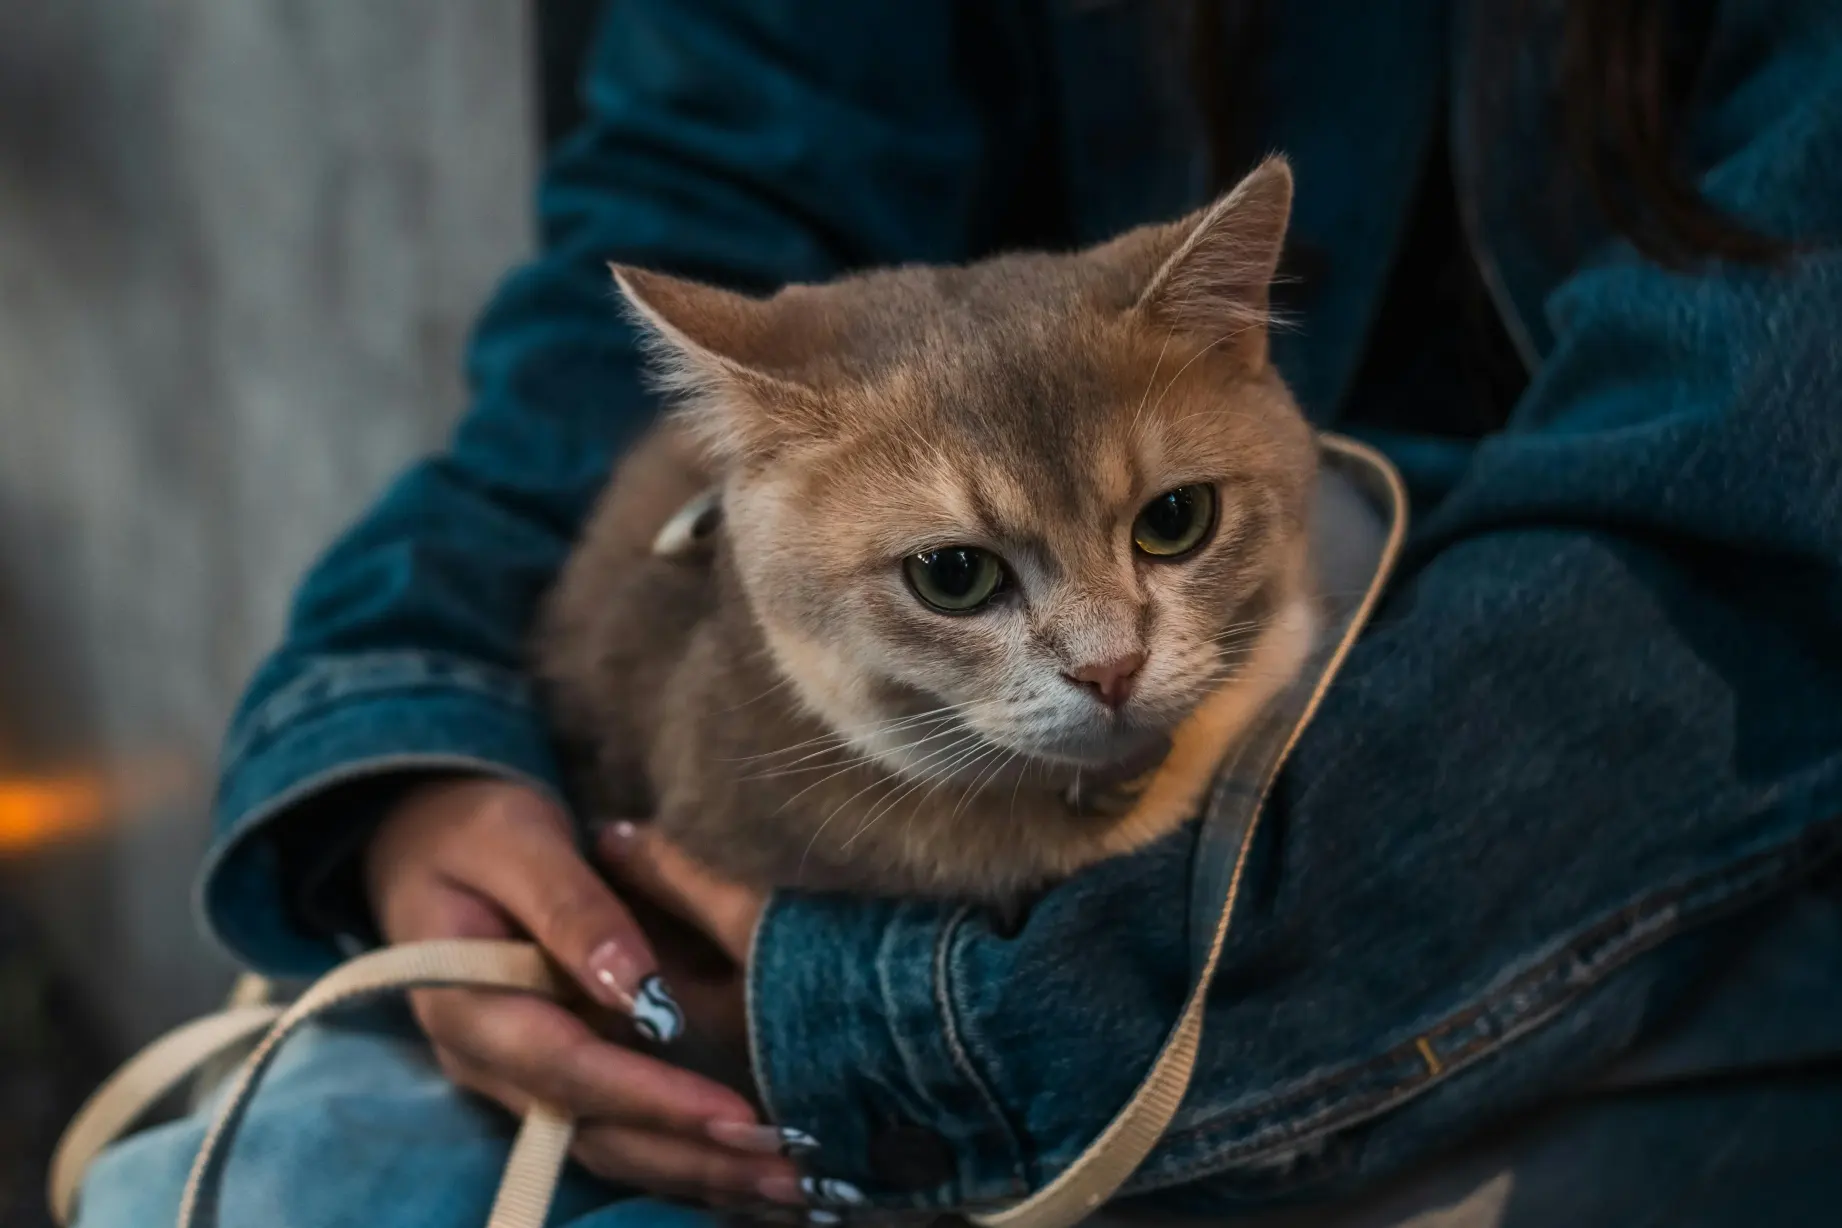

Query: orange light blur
[0,757,196,855]
[0,774,113,853]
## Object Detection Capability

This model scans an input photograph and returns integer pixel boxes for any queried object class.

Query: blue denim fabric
[74,886,1842,1227]
[193,0,1842,1218]
[74,1003,717,1228]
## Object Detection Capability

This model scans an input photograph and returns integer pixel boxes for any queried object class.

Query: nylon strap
[49,435,1404,1228]
[47,1004,281,1226]
[970,435,1405,1227]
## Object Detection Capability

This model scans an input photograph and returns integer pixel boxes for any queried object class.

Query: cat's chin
[873,721,1174,793]
[1010,723,1177,784]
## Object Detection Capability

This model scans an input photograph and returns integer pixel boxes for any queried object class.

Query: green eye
[1133,484,1216,558]
[904,547,1005,612]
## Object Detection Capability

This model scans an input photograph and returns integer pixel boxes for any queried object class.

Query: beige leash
[979,436,1404,1226]
[47,1004,280,1226]
[45,941,571,1228]
[49,435,1403,1228]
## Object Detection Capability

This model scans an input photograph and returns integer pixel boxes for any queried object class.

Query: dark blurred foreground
[0,901,109,1228]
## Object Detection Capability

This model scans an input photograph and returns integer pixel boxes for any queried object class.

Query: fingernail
[800,1176,867,1206]
[584,940,647,1011]
[777,1126,821,1156]
[757,1174,806,1206]
[708,1121,823,1156]
[806,1210,845,1226]
[601,819,640,853]
[630,973,685,1044]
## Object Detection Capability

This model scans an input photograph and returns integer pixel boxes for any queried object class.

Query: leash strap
[47,1004,281,1226]
[972,436,1405,1227]
[48,435,1404,1228]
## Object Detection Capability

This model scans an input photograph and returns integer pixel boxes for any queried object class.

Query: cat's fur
[536,158,1318,902]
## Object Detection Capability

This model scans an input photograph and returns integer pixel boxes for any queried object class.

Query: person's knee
[72,1115,198,1228]
[72,1016,510,1228]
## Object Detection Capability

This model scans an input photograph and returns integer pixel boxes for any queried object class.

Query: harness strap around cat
[47,434,1407,1228]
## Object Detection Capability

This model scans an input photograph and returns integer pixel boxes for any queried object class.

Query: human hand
[364,777,810,1207]
[595,819,768,969]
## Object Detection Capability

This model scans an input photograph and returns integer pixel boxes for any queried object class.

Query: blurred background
[0,2,599,1219]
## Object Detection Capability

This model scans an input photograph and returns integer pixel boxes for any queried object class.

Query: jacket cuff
[198,652,568,978]
[747,894,1033,1210]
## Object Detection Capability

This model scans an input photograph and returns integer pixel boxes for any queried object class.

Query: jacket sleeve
[201,0,1043,975]
[747,6,1842,1211]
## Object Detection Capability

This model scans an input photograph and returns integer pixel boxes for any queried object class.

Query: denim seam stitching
[1166,844,1795,1172]
[223,650,539,767]
[876,912,952,1136]
[935,904,1033,1200]
[1121,819,1841,1193]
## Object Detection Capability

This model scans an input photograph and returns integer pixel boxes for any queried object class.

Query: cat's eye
[1133,484,1217,558]
[905,546,1005,613]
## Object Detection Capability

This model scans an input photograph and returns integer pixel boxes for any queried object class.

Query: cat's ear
[1122,156,1293,363]
[611,265,831,462]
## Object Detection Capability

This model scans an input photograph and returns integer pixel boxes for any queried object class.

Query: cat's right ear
[611,265,831,463]
[1104,156,1294,367]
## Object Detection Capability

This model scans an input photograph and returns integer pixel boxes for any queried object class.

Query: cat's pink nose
[1065,652,1146,710]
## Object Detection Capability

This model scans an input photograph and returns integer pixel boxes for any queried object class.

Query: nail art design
[630,974,685,1044]
[706,1121,823,1157]
[778,1126,821,1156]
[800,1176,867,1206]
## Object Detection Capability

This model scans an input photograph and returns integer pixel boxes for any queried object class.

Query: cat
[535,157,1318,904]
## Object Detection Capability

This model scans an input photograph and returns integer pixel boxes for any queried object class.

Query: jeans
[74,882,1842,1228]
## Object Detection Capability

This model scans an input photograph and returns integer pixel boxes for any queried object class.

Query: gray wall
[0,1,536,1048]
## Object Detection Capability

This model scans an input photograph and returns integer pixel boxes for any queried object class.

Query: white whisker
[951,744,1021,825]
[741,714,966,780]
[830,732,991,855]
[712,674,798,714]
[1131,332,1174,431]
[726,699,996,768]
[896,740,1009,837]
[1147,323,1263,418]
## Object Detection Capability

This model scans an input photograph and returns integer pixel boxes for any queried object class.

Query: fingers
[598,820,766,965]
[374,853,515,946]
[452,790,683,1031]
[382,842,744,1130]
[572,1121,805,1209]
[387,869,730,1127]
[433,1046,531,1116]
[365,779,814,1209]
[437,1044,814,1213]
[371,780,685,1039]
[412,989,758,1132]
[435,1037,808,1213]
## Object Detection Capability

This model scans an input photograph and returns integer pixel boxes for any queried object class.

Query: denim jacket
[200,0,1842,1214]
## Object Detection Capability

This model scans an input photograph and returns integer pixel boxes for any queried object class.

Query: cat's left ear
[1127,156,1294,365]
[611,265,832,463]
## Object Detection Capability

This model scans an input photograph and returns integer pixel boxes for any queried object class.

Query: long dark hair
[1194,0,1789,269]
[1559,0,1787,265]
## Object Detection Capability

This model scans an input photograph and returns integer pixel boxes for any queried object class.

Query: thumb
[597,821,765,965]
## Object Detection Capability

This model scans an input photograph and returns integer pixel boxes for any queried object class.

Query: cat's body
[537,158,1319,902]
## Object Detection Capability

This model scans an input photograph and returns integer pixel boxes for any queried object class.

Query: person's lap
[75,1024,1841,1228]
[74,1002,714,1228]
[75,888,1842,1228]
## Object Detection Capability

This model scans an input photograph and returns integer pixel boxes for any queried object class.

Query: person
[76,1,1842,1225]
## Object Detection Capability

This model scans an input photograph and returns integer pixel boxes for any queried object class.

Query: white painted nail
[800,1176,867,1206]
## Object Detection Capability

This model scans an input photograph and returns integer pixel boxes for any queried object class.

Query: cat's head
[615,158,1316,784]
